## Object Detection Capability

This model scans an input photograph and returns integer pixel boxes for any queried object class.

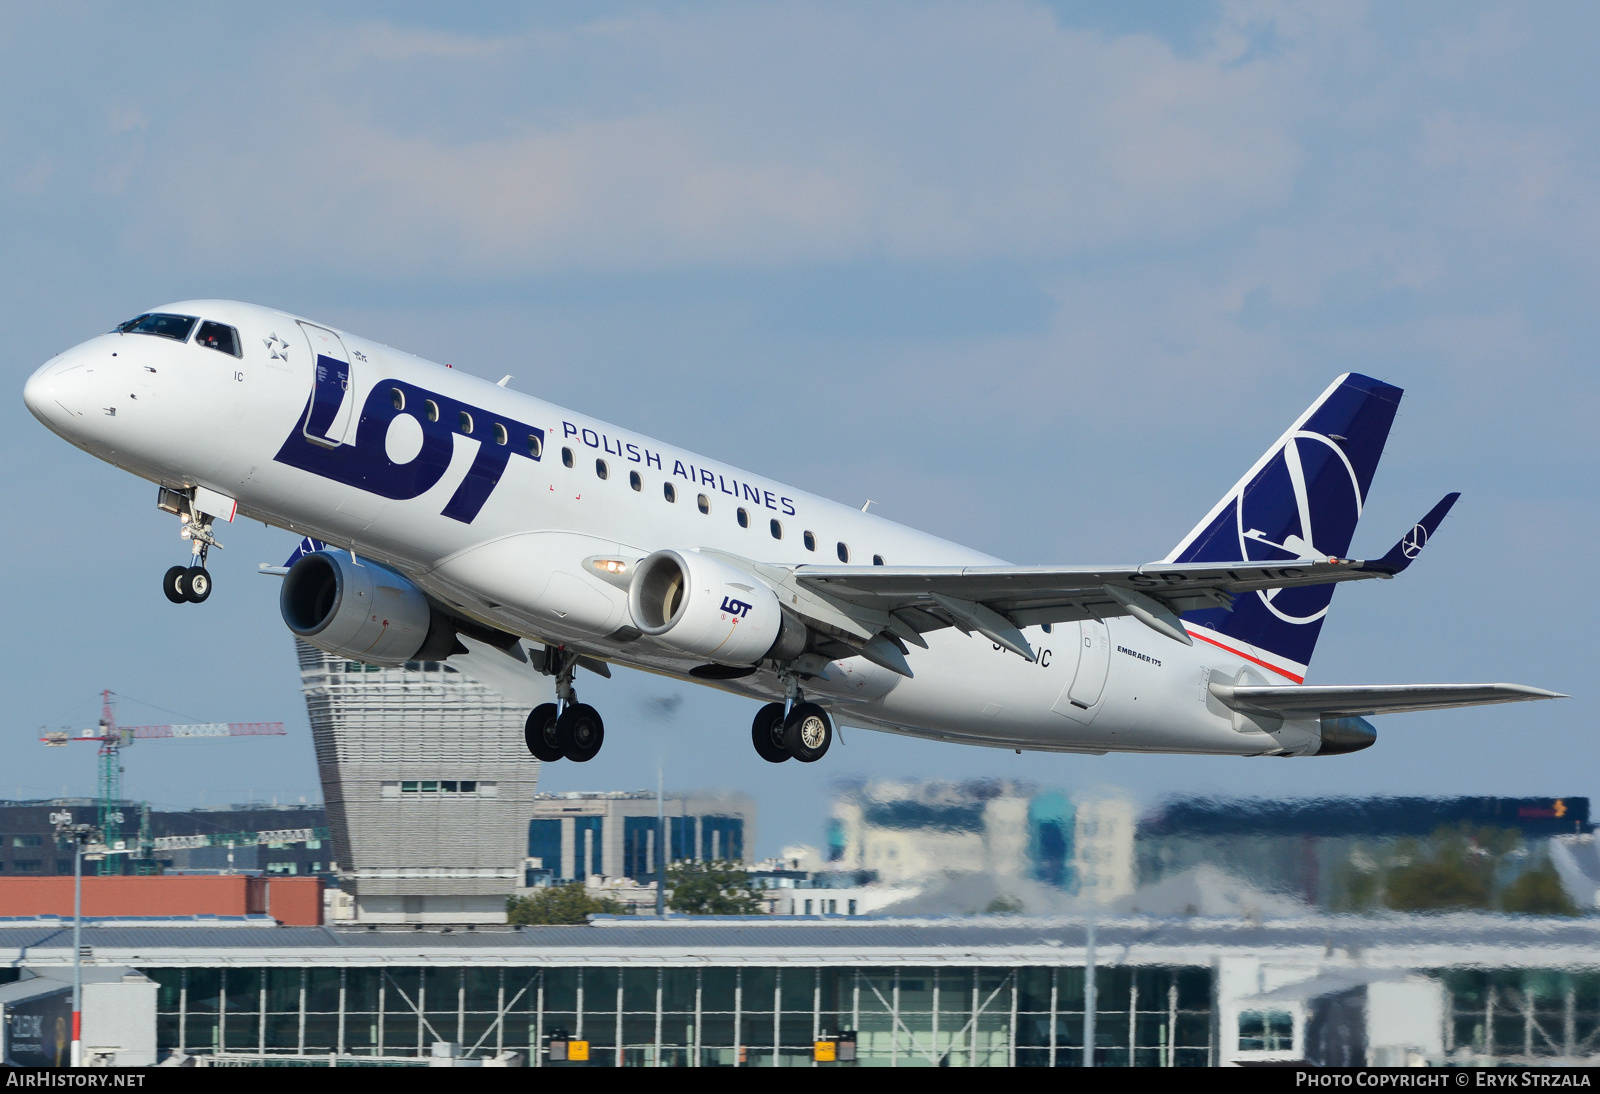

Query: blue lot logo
[721,596,753,619]
[273,366,545,524]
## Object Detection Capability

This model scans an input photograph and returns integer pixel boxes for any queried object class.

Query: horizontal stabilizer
[1210,681,1566,719]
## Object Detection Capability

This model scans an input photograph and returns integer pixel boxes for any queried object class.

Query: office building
[526,791,755,886]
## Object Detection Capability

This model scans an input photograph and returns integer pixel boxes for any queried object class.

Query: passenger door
[298,322,358,448]
[1051,618,1111,724]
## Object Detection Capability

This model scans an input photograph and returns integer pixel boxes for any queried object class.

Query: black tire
[751,702,790,764]
[183,566,212,603]
[783,702,832,763]
[163,565,189,604]
[556,703,605,762]
[524,703,563,762]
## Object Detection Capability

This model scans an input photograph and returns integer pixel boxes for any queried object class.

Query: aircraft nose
[23,354,90,432]
[23,362,64,424]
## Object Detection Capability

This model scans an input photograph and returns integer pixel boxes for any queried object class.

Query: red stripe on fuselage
[1185,629,1305,684]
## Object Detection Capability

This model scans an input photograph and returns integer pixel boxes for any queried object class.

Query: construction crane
[40,690,285,874]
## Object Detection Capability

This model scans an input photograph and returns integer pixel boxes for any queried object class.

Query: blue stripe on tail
[1169,373,1403,671]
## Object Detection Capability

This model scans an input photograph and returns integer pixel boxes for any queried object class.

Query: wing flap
[1211,682,1567,718]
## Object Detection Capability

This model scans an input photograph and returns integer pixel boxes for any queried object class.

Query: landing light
[592,559,628,575]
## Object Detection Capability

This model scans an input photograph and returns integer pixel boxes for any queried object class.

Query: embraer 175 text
[24,302,1563,765]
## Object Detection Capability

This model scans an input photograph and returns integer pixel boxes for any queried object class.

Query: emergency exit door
[1051,619,1111,723]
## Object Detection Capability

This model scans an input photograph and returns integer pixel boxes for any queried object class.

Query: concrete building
[296,640,540,924]
[526,791,756,886]
[1,913,1598,1066]
[827,780,1135,902]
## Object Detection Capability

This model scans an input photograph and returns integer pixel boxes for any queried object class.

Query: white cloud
[104,4,1305,276]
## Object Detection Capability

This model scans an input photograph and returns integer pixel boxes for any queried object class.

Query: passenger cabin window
[1042,623,1052,634]
[873,554,885,566]
[458,411,473,434]
[562,447,574,468]
[837,542,849,563]
[737,507,749,528]
[595,459,608,480]
[663,483,676,503]
[770,519,782,539]
[115,313,197,342]
[697,494,710,514]
[527,435,543,459]
[424,400,439,423]
[629,471,642,491]
[390,388,405,411]
[493,423,508,445]
[195,320,241,357]
[803,531,816,552]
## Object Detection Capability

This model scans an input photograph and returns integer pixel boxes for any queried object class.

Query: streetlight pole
[51,815,94,1069]
[52,814,124,1068]
[654,767,666,917]
[71,830,82,1068]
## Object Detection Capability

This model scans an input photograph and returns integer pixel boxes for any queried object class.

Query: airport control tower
[295,640,541,923]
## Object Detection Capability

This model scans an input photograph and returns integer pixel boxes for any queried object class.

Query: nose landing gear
[157,490,221,605]
[162,564,212,604]
[522,648,607,763]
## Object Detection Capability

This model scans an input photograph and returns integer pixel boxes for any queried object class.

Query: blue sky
[2,2,1594,856]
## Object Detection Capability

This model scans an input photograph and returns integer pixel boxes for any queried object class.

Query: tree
[1382,826,1499,912]
[667,860,762,915]
[507,882,625,925]
[1500,863,1579,916]
[1384,857,1492,912]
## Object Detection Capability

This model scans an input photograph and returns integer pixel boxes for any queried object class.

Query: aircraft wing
[1208,682,1567,718]
[774,495,1457,660]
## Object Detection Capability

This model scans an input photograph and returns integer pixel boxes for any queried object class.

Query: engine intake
[628,549,803,665]
[281,550,455,666]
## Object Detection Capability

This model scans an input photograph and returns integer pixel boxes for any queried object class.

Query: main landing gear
[524,648,606,764]
[751,674,834,764]
[159,494,219,605]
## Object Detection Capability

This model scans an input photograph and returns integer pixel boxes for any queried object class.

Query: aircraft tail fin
[1164,373,1403,681]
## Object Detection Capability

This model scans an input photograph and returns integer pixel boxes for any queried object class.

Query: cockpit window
[114,313,197,342]
[195,320,241,357]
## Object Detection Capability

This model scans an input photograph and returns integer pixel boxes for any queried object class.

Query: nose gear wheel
[183,566,212,603]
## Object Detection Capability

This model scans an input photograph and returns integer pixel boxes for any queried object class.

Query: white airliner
[23,302,1562,765]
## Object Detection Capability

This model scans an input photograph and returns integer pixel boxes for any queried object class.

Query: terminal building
[1,913,1597,1067]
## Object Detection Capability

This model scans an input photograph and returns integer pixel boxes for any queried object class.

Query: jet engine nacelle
[628,549,803,665]
[280,550,454,667]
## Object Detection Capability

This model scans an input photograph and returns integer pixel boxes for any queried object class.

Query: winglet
[1370,493,1460,575]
